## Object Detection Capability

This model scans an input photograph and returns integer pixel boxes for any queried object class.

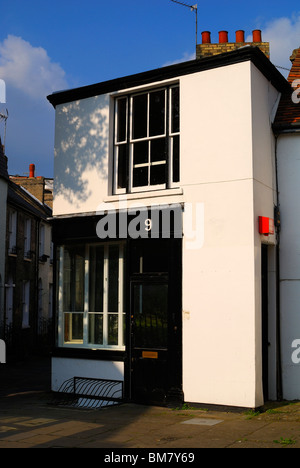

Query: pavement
[0,356,300,450]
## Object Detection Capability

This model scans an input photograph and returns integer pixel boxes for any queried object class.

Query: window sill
[104,187,183,204]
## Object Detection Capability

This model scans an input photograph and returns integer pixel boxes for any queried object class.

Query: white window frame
[24,218,31,259]
[8,211,17,255]
[5,276,14,326]
[58,243,125,351]
[113,84,180,195]
[22,281,30,329]
[39,224,45,258]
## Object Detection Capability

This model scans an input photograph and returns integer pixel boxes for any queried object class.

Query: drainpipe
[274,134,283,400]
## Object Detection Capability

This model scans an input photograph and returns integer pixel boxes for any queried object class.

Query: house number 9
[145,219,152,231]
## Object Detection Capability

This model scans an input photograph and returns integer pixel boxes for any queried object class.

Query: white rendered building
[48,36,288,409]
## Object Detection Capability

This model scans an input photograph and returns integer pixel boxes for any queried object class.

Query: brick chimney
[10,164,45,204]
[196,30,270,60]
[10,164,53,209]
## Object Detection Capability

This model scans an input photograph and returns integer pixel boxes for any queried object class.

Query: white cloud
[163,51,196,67]
[245,15,300,76]
[264,15,300,66]
[264,16,300,76]
[0,35,69,176]
[0,35,68,100]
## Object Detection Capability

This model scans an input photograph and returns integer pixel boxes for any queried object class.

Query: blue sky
[0,0,300,177]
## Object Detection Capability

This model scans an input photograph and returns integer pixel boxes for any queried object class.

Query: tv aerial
[170,0,198,47]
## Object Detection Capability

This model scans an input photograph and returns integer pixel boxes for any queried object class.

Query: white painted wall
[277,133,300,400]
[51,357,124,391]
[52,60,280,408]
[251,63,279,402]
[180,62,279,408]
[53,95,110,216]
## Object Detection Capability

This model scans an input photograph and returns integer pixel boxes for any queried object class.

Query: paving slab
[1,357,300,449]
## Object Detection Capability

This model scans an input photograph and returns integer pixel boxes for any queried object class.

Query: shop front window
[58,243,125,350]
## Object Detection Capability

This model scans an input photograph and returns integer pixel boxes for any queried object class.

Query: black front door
[130,278,169,404]
[128,239,182,405]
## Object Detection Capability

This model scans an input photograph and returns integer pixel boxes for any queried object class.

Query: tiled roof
[274,48,300,130]
[8,181,52,219]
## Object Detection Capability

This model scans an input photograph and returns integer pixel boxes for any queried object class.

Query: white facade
[50,51,284,408]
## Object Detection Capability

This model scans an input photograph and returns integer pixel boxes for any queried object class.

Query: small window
[22,281,30,329]
[24,218,32,259]
[39,224,45,259]
[8,211,17,255]
[5,276,14,326]
[114,85,180,194]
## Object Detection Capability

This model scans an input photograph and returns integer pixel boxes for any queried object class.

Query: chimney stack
[219,31,228,44]
[252,29,262,43]
[196,29,270,60]
[201,31,211,44]
[236,30,245,43]
[29,164,35,178]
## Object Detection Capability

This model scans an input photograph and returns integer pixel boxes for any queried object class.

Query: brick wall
[196,30,270,60]
[10,177,45,204]
[197,41,270,60]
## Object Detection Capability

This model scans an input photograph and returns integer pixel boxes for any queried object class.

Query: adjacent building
[47,30,289,408]
[273,47,300,400]
[1,163,53,359]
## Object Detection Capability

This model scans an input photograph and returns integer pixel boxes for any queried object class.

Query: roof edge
[47,47,289,108]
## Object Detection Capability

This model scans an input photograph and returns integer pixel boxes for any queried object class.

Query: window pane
[108,314,118,345]
[171,86,180,134]
[117,145,127,189]
[133,166,148,188]
[133,141,148,165]
[116,97,127,142]
[64,313,83,343]
[172,135,180,183]
[108,245,119,312]
[88,313,103,345]
[150,164,166,186]
[89,246,104,312]
[151,138,166,163]
[149,90,165,136]
[63,246,85,312]
[133,283,168,348]
[130,240,169,274]
[132,94,147,139]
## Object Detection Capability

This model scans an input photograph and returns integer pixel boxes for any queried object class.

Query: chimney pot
[201,31,211,44]
[219,31,228,43]
[253,29,262,43]
[236,30,245,43]
[29,164,35,178]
